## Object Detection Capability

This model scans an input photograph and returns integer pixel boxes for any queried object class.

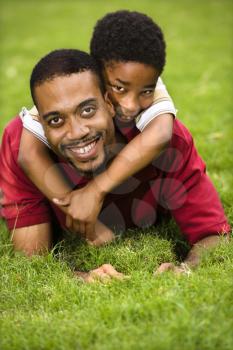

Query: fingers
[85,223,97,241]
[74,264,128,283]
[154,262,176,275]
[154,262,192,276]
[53,195,71,207]
[66,218,97,240]
[74,271,97,283]
[101,264,127,280]
[90,268,111,282]
[66,214,72,230]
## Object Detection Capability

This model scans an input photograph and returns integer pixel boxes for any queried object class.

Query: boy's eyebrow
[113,78,130,86]
[113,79,156,89]
[42,98,97,120]
[143,84,156,89]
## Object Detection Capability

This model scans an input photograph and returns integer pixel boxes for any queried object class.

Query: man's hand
[74,264,127,283]
[154,235,230,276]
[53,181,105,240]
[154,262,192,276]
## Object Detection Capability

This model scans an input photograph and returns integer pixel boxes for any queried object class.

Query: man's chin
[69,155,107,177]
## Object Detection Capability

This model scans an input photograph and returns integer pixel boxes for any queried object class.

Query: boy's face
[103,61,159,123]
[34,71,115,175]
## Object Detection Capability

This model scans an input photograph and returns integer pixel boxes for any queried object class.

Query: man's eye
[82,106,96,117]
[48,116,63,126]
[112,85,125,93]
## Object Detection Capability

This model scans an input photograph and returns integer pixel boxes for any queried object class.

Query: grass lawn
[0,0,233,349]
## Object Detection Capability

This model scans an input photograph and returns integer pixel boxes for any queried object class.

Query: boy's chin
[115,116,135,127]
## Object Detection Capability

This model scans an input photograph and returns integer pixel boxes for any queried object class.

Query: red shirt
[0,117,230,244]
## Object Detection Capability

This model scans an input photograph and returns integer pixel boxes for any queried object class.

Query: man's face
[103,61,159,123]
[34,71,115,175]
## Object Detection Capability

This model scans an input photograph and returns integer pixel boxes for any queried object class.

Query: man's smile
[61,134,102,161]
[70,140,97,155]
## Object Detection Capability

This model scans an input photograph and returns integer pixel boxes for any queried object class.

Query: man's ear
[104,91,115,118]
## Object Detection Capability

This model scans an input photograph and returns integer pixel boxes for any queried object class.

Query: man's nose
[66,118,90,140]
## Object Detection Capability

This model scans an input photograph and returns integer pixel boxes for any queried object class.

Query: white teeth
[71,141,96,155]
[120,116,133,121]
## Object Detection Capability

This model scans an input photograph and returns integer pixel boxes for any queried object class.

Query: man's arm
[11,222,53,256]
[155,234,229,275]
[11,223,123,283]
[154,120,230,275]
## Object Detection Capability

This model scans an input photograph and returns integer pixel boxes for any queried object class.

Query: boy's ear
[104,91,115,118]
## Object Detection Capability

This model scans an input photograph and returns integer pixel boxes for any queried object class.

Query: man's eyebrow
[41,98,97,120]
[42,111,60,120]
[78,98,97,110]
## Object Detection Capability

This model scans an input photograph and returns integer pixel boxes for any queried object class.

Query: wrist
[93,170,116,197]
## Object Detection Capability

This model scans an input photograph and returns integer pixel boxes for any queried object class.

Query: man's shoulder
[172,119,194,148]
[1,116,23,161]
[3,116,23,138]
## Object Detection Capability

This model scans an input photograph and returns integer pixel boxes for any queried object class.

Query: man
[0,49,230,279]
[0,49,125,281]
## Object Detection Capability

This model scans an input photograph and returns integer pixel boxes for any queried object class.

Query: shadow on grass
[52,217,191,274]
[0,216,191,275]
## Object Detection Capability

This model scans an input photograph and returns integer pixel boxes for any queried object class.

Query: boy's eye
[111,85,125,93]
[48,116,63,126]
[82,106,96,117]
[142,89,154,96]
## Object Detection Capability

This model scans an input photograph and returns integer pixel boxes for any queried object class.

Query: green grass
[0,0,233,349]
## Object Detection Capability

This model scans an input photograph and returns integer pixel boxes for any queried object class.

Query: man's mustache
[60,132,103,151]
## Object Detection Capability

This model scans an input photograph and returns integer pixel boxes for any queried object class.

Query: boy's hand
[53,181,105,240]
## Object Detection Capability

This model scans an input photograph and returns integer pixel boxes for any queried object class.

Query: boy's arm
[18,128,115,243]
[95,113,173,193]
[18,128,72,203]
[55,113,173,237]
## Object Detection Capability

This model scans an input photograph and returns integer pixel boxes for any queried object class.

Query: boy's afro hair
[90,10,166,73]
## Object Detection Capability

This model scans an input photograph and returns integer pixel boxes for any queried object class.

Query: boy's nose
[121,96,141,117]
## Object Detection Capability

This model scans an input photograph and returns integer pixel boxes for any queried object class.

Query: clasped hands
[53,181,111,245]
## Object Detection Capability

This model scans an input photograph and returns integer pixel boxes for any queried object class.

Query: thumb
[53,194,71,207]
[154,262,175,275]
[85,223,97,241]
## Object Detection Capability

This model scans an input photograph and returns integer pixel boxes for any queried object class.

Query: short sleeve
[0,118,52,229]
[20,106,50,148]
[135,77,177,131]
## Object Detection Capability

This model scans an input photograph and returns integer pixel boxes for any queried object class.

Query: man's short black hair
[90,10,166,74]
[30,49,103,104]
